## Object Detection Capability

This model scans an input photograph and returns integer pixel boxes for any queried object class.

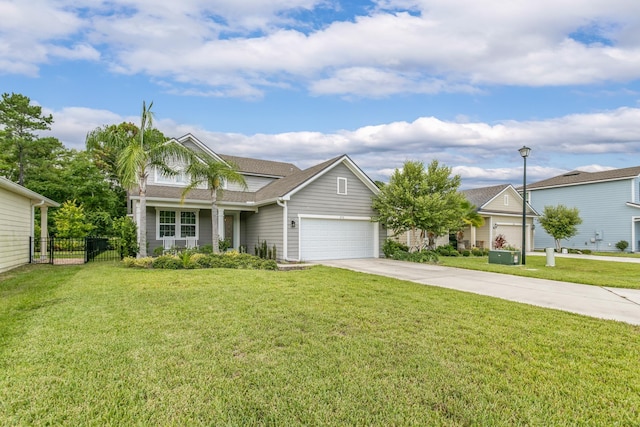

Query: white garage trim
[298,214,379,261]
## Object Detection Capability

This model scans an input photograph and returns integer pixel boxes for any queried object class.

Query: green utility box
[488,250,521,265]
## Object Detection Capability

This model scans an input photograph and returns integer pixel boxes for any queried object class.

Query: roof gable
[463,183,538,216]
[462,184,511,209]
[254,155,379,204]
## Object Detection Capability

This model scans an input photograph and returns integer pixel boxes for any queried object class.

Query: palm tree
[86,101,194,257]
[182,156,246,253]
[456,199,485,243]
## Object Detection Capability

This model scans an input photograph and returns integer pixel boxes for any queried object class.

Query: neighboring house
[460,184,538,251]
[527,166,640,252]
[129,134,384,261]
[0,176,59,273]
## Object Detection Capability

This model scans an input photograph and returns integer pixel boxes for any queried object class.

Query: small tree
[113,216,139,258]
[372,160,467,250]
[616,240,629,252]
[538,205,582,251]
[53,200,95,238]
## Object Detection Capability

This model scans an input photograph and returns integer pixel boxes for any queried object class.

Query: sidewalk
[527,251,640,263]
[318,258,640,326]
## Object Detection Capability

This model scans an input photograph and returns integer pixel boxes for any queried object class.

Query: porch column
[218,208,225,242]
[233,212,240,250]
[470,225,477,248]
[40,206,48,261]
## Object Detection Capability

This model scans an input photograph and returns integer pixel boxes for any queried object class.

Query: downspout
[276,198,288,261]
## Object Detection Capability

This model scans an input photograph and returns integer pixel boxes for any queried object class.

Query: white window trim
[154,165,189,187]
[337,177,348,195]
[155,208,199,240]
[503,194,509,206]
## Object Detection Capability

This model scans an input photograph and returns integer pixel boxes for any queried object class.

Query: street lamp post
[519,146,531,265]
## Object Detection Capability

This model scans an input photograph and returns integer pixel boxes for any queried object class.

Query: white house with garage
[128,134,384,261]
[0,176,59,273]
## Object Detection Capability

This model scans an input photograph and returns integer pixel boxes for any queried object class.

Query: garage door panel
[301,218,374,260]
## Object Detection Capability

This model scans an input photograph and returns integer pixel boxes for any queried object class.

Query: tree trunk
[138,173,147,258]
[211,190,219,254]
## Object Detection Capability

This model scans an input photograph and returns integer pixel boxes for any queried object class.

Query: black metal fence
[30,237,124,265]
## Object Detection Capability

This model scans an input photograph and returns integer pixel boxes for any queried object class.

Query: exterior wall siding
[287,163,380,259]
[244,204,283,258]
[146,208,212,254]
[0,188,32,272]
[529,179,638,251]
[483,188,523,214]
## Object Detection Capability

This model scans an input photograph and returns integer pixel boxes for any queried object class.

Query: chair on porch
[185,237,198,250]
[163,237,176,254]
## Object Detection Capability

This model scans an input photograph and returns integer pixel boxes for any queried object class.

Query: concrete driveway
[317,258,640,326]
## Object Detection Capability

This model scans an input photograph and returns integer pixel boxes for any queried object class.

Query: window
[155,158,189,186]
[181,212,196,237]
[337,177,348,195]
[157,209,198,239]
[503,194,509,206]
[159,211,176,237]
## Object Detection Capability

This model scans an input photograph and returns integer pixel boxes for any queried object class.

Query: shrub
[616,240,629,252]
[219,239,231,252]
[190,253,211,268]
[122,256,153,268]
[152,255,183,269]
[198,244,213,254]
[153,246,164,257]
[462,250,471,257]
[383,239,409,258]
[113,217,138,258]
[122,252,277,270]
[436,244,459,257]
[471,248,484,257]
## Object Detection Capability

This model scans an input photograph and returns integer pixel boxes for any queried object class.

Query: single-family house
[0,176,59,273]
[460,184,538,251]
[527,166,640,252]
[128,134,384,261]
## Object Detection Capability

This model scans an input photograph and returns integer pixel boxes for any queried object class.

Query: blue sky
[2,0,640,188]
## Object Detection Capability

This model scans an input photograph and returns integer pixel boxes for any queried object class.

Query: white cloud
[4,0,640,95]
[48,105,640,185]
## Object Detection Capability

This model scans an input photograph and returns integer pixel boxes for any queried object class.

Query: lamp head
[518,146,531,158]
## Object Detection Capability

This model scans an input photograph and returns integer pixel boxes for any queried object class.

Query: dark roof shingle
[528,166,640,190]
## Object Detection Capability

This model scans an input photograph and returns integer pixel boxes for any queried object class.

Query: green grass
[1,263,639,425]
[439,255,640,289]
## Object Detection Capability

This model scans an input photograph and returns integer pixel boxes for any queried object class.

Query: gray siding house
[129,134,384,261]
[527,166,640,252]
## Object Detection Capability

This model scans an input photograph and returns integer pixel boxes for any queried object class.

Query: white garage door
[497,225,522,249]
[300,218,375,261]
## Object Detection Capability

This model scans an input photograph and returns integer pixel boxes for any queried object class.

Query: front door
[224,215,234,248]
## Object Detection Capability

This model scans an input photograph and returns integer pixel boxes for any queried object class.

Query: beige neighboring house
[0,177,59,273]
[460,184,538,251]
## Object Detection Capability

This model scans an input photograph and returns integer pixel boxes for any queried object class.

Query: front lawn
[439,254,640,289]
[1,263,639,425]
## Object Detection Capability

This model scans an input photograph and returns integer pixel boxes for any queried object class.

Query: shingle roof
[528,166,640,190]
[462,184,510,209]
[218,154,300,177]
